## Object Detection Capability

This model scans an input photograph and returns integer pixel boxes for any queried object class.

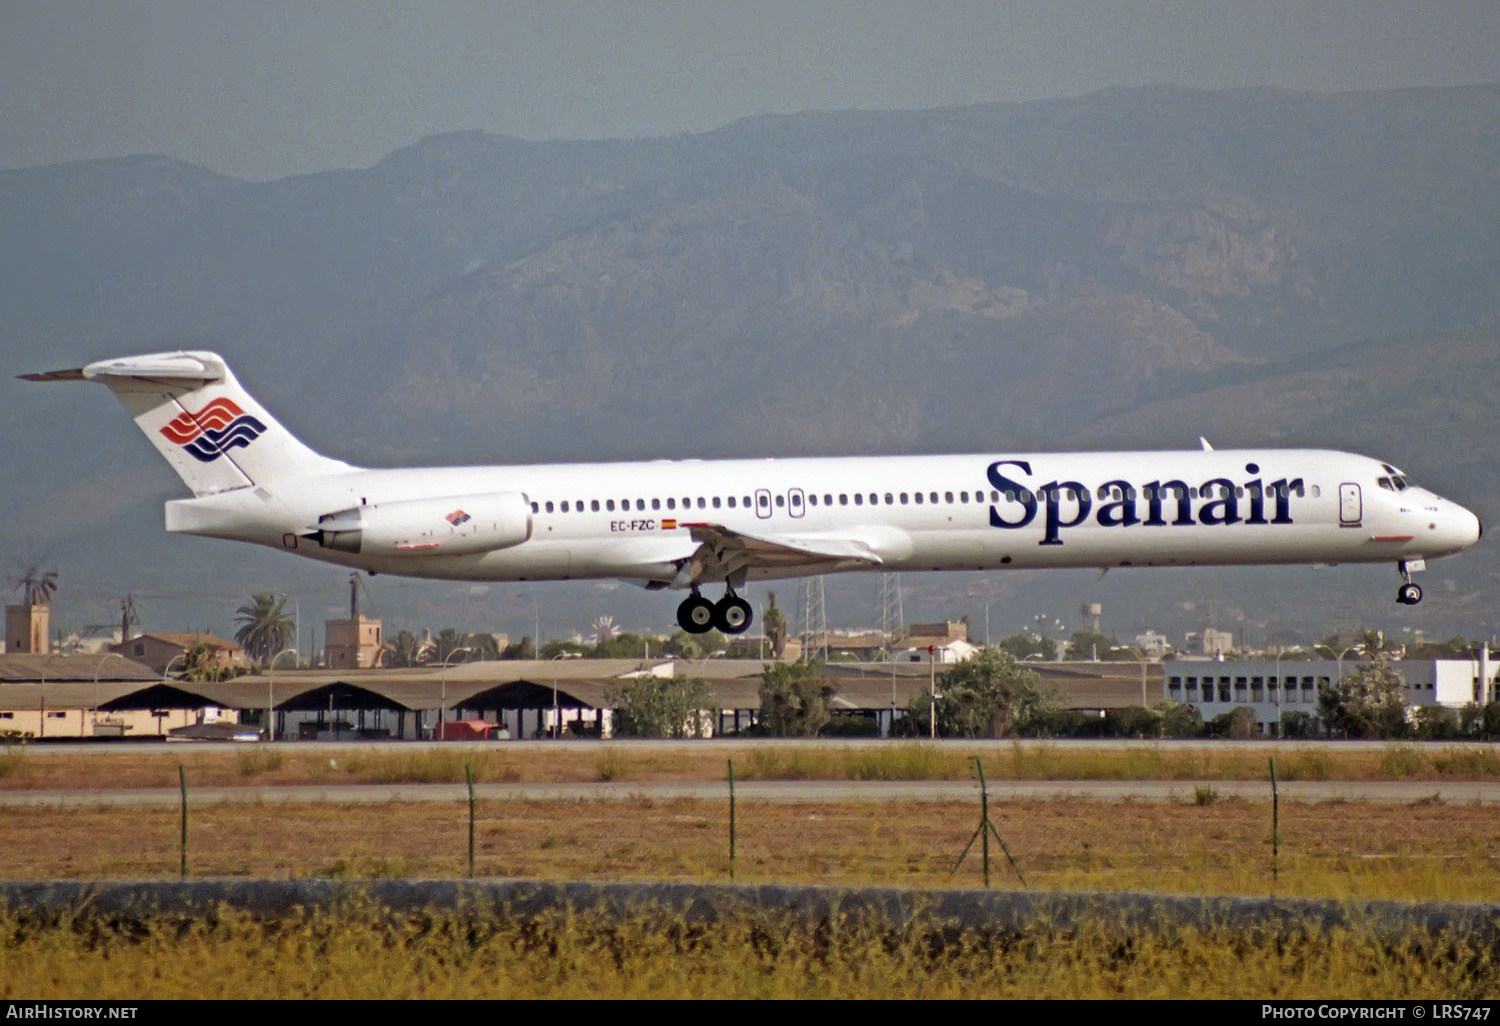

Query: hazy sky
[5,1,1500,180]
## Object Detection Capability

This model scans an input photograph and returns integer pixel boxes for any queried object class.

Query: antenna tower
[797,577,828,662]
[878,573,904,645]
[119,595,140,641]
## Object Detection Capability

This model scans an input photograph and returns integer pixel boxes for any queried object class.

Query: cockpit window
[1378,477,1395,491]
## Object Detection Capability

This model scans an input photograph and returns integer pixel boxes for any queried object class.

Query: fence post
[1269,755,1280,886]
[978,759,991,887]
[178,764,188,880]
[466,762,476,879]
[728,758,737,882]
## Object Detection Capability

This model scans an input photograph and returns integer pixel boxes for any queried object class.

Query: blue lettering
[1040,480,1091,546]
[987,460,1037,529]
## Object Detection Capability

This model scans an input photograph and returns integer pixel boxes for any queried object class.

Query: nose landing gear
[677,588,754,635]
[1397,559,1425,605]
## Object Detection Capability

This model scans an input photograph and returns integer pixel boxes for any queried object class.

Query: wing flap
[673,521,883,586]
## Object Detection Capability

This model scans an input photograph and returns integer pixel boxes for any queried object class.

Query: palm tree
[15,566,57,606]
[234,593,294,668]
[592,616,618,648]
[380,630,425,668]
[428,627,471,665]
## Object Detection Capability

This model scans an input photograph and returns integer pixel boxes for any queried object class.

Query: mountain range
[3,83,1497,645]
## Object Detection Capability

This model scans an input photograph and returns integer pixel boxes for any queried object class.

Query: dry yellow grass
[2,902,1495,999]
[3,741,1499,791]
[1,796,1497,903]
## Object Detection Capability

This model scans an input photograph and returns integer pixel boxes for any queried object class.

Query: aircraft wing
[669,521,883,588]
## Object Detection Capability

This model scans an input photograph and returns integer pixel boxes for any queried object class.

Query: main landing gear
[677,589,753,635]
[1397,559,1424,606]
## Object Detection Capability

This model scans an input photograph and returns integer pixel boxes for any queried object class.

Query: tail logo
[159,398,266,463]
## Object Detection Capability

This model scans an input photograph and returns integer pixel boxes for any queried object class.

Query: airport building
[1166,655,1498,736]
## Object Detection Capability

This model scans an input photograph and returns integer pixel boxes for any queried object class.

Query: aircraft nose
[1458,506,1482,549]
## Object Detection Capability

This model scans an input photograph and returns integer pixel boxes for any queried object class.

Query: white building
[1164,655,1498,736]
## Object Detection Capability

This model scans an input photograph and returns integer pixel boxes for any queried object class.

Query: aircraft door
[1339,483,1362,525]
[788,488,805,519]
[755,488,772,520]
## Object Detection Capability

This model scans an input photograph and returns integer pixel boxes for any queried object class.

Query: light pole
[90,651,125,738]
[160,652,189,738]
[439,646,475,738]
[266,648,298,742]
[518,593,540,658]
[1112,645,1150,708]
[1273,644,1283,735]
[1316,645,1359,687]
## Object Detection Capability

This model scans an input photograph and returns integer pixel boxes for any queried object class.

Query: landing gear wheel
[677,595,716,634]
[713,595,754,635]
[1398,582,1423,605]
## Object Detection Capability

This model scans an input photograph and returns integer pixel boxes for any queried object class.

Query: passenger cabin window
[531,502,539,513]
[652,498,661,510]
[713,497,722,508]
[545,501,555,513]
[636,499,645,511]
[945,492,954,503]
[840,494,848,505]
[606,500,615,511]
[591,500,599,512]
[666,498,676,510]
[775,495,784,507]
[854,494,863,505]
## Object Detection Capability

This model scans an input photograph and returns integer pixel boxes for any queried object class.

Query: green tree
[763,593,790,660]
[997,631,1055,661]
[1279,710,1319,738]
[662,629,728,659]
[591,631,655,659]
[428,627,473,665]
[1157,701,1204,738]
[1319,657,1408,738]
[607,675,716,738]
[1206,706,1260,739]
[469,632,504,661]
[1064,630,1124,661]
[180,641,228,683]
[758,659,836,736]
[899,648,1058,738]
[501,636,536,660]
[233,593,294,668]
[379,630,425,668]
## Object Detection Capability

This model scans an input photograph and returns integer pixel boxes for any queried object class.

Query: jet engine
[309,493,532,556]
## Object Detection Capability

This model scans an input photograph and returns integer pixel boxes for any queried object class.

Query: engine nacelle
[311,492,532,556]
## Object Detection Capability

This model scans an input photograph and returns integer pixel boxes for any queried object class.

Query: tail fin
[21,351,352,495]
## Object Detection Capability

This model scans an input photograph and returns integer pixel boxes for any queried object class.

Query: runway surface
[2,778,1496,807]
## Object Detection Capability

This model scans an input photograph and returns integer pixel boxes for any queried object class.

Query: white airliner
[23,351,1483,635]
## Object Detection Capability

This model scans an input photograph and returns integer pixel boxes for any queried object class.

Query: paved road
[3,778,1497,807]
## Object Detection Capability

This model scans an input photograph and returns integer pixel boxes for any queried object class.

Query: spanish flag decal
[662,519,678,529]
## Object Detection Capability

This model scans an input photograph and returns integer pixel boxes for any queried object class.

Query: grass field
[5,742,1500,998]
[3,900,1496,999]
[5,740,1500,790]
[2,794,1497,903]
